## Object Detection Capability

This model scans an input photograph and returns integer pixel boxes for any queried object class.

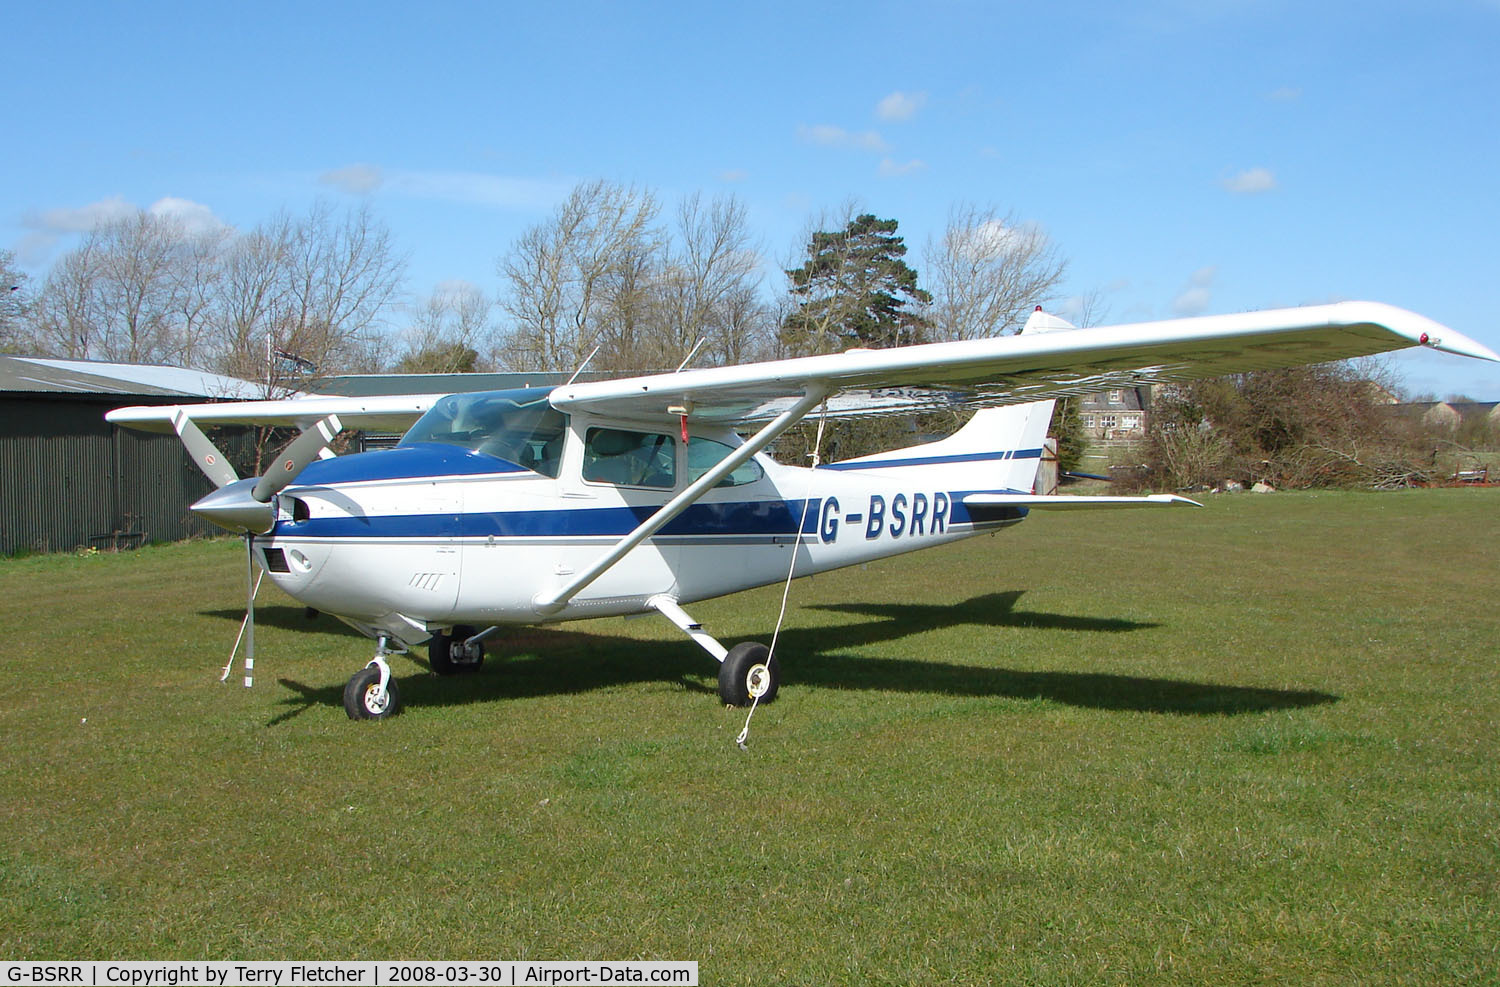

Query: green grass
[1,489,1497,984]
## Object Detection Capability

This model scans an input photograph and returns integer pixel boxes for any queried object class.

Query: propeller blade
[172,410,239,488]
[251,414,342,503]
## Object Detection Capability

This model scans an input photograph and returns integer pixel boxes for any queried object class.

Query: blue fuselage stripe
[274,488,1027,541]
[819,448,1043,471]
[278,498,824,540]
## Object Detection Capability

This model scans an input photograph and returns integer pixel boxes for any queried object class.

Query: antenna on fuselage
[566,346,601,386]
[674,337,707,374]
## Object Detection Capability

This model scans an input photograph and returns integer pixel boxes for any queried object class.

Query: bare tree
[276,201,406,378]
[497,180,660,371]
[924,203,1066,340]
[394,282,496,373]
[30,212,226,364]
[206,203,406,392]
[29,244,95,358]
[654,193,766,369]
[0,249,29,352]
[209,214,294,386]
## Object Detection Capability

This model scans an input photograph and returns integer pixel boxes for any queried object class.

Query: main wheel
[718,642,779,707]
[343,666,401,720]
[430,625,485,675]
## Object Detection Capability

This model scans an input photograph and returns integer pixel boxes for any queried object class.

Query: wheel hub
[363,684,390,714]
[746,663,771,699]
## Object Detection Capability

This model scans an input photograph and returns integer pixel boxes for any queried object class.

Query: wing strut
[531,385,830,615]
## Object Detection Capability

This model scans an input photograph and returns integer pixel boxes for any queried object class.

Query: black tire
[343,665,401,720]
[430,625,484,675]
[718,642,779,707]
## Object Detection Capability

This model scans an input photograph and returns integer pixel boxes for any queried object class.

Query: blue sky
[6,0,1498,397]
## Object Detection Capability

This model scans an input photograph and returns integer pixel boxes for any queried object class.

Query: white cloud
[28,196,137,233]
[386,170,572,210]
[27,195,226,235]
[950,218,1040,258]
[431,278,486,303]
[1172,266,1218,316]
[319,163,384,195]
[147,197,229,235]
[1222,167,1277,195]
[877,90,928,122]
[798,124,890,153]
[718,168,749,182]
[1268,86,1301,102]
[17,195,228,262]
[878,157,927,178]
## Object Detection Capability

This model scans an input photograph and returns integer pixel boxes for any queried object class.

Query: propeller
[189,415,342,533]
[172,409,240,489]
[252,415,342,502]
[171,413,345,687]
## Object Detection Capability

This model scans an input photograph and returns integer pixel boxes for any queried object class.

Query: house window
[1121,415,1139,430]
[1082,415,1095,429]
[1101,415,1118,430]
[1108,389,1123,403]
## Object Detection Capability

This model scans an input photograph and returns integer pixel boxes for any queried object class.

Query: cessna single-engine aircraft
[108,302,1496,720]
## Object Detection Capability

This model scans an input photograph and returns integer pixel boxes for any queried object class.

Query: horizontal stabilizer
[964,493,1202,511]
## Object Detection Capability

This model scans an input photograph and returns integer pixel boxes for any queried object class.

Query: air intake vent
[262,547,290,573]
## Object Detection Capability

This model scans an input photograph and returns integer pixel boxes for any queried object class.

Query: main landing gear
[649,595,779,707]
[429,624,486,675]
[719,641,779,706]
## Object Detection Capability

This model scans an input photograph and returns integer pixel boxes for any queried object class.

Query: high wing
[105,393,447,434]
[550,301,1498,427]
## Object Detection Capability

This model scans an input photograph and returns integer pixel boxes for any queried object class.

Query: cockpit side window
[686,437,764,487]
[400,389,569,477]
[582,428,677,488]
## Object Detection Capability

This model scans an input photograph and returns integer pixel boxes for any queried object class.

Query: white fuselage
[256,415,1031,645]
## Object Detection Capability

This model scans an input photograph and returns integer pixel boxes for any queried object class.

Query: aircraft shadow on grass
[203,591,1338,725]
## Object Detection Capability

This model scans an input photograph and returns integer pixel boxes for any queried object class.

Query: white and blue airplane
[108,302,1496,720]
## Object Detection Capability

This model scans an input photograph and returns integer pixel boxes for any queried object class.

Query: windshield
[400,388,569,477]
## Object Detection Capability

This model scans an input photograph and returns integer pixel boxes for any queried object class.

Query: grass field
[1,489,1496,984]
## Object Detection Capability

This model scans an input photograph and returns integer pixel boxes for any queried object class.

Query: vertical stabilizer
[822,401,1056,492]
[823,308,1079,492]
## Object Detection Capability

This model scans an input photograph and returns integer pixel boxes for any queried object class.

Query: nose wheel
[344,646,402,720]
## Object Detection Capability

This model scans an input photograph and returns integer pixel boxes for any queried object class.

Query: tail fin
[824,401,1055,493]
[822,308,1077,492]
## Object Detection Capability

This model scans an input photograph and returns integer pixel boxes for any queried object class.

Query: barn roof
[0,355,266,399]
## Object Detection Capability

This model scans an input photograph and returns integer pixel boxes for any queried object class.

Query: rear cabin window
[582,428,677,488]
[686,437,764,487]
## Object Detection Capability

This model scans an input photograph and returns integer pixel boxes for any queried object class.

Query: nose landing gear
[343,639,403,720]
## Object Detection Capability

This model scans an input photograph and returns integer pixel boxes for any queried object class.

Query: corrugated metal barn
[0,356,264,555]
[0,359,604,556]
